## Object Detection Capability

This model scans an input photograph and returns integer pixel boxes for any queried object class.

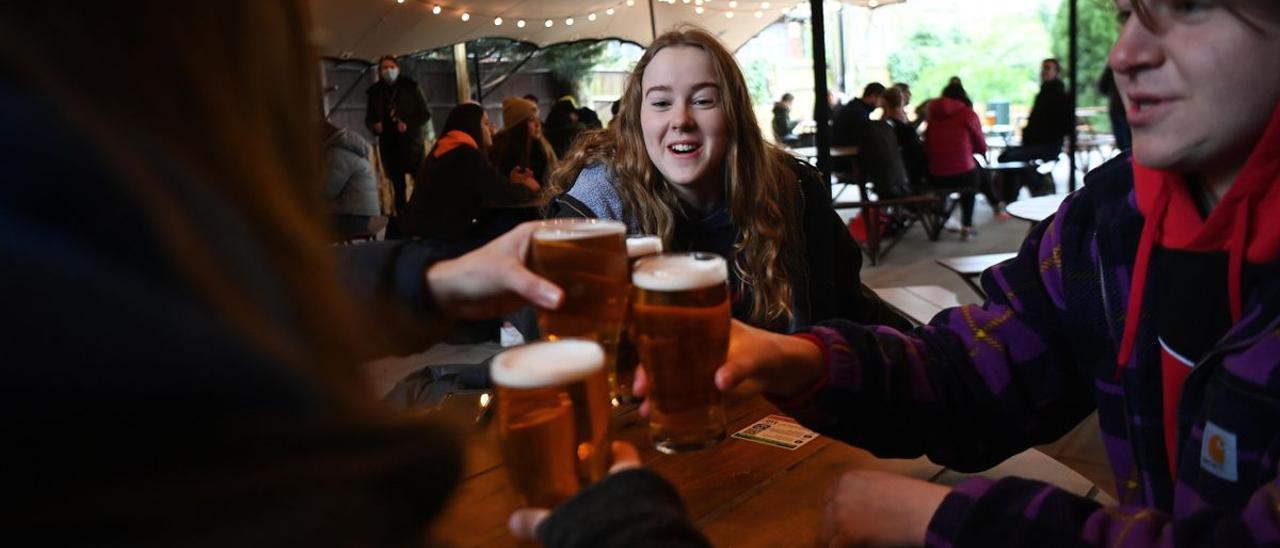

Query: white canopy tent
[310,0,904,60]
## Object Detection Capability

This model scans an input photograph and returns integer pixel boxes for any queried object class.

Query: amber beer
[530,219,630,396]
[492,340,611,508]
[614,235,664,402]
[630,252,730,453]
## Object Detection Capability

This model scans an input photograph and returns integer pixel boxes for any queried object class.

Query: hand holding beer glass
[631,252,730,453]
[528,219,630,398]
[492,340,611,509]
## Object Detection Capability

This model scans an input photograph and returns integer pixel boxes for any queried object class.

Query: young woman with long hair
[490,96,557,185]
[545,27,908,333]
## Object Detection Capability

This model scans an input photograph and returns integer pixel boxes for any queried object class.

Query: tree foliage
[888,14,1050,111]
[1051,0,1120,108]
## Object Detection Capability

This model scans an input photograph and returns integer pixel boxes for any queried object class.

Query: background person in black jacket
[998,58,1074,198]
[400,103,539,245]
[365,55,430,219]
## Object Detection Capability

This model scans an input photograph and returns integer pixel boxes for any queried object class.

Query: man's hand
[631,320,826,416]
[372,122,383,135]
[425,221,562,319]
[820,471,950,547]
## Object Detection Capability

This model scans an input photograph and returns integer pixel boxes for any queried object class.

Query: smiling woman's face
[1111,0,1280,177]
[640,46,730,198]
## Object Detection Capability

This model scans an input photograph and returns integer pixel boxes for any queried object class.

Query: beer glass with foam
[529,219,630,397]
[630,252,730,453]
[614,235,663,403]
[491,340,611,508]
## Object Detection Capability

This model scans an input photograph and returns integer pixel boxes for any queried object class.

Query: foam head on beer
[632,253,728,291]
[626,235,663,259]
[532,219,626,243]
[491,340,605,389]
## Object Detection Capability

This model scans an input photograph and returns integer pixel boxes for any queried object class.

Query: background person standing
[365,55,429,225]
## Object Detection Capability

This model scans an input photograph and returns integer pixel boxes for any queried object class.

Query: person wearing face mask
[542,27,910,334]
[365,55,430,225]
[627,1,1280,546]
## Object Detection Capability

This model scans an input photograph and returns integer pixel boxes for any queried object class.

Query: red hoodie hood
[1116,102,1280,372]
[431,130,478,158]
[927,97,970,121]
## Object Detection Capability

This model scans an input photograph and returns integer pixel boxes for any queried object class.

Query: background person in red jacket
[923,82,988,240]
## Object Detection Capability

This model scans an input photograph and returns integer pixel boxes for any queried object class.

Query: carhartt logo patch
[1200,422,1237,482]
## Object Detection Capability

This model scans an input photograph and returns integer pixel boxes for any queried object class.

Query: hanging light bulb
[461,12,470,21]
[695,6,704,13]
[728,0,737,7]
[565,17,574,25]
[432,4,442,14]
[494,17,502,25]
[626,0,636,5]
[545,19,554,27]
[694,0,703,5]
[725,10,734,17]
[606,7,615,15]
[396,0,404,4]
[754,10,763,17]
[588,12,597,21]
[761,1,770,7]
[517,19,526,28]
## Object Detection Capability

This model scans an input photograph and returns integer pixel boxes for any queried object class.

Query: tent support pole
[649,0,658,42]
[454,43,471,103]
[810,0,832,197]
[1068,0,1079,191]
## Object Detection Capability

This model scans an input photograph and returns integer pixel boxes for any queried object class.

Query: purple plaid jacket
[785,154,1280,546]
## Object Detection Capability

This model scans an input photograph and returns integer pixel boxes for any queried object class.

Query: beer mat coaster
[732,414,819,451]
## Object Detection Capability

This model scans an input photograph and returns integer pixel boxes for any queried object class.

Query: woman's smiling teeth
[669,142,701,154]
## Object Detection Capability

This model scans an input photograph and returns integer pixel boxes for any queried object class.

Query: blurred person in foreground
[0,3,701,546]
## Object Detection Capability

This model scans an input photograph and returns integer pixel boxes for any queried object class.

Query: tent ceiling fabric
[311,0,785,61]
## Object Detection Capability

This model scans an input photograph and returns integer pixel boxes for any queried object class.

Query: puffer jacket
[323,128,379,217]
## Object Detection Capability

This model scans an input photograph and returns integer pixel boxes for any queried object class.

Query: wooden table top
[427,390,944,547]
[1005,194,1067,224]
[788,145,860,159]
[935,253,1018,277]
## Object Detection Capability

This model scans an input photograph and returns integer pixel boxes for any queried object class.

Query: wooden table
[788,145,859,160]
[935,253,1017,299]
[870,285,960,326]
[428,392,944,547]
[1005,193,1066,225]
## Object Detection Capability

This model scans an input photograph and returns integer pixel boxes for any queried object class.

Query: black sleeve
[537,469,710,548]
[467,148,535,205]
[794,160,913,331]
[365,86,381,131]
[403,82,431,128]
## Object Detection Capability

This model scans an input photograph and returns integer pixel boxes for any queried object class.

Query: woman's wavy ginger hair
[549,27,802,328]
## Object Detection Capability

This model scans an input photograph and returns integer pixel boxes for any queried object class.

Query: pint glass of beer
[529,219,630,396]
[614,235,664,403]
[491,340,611,509]
[630,252,730,453]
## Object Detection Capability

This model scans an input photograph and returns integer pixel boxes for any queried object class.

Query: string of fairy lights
[390,0,809,26]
